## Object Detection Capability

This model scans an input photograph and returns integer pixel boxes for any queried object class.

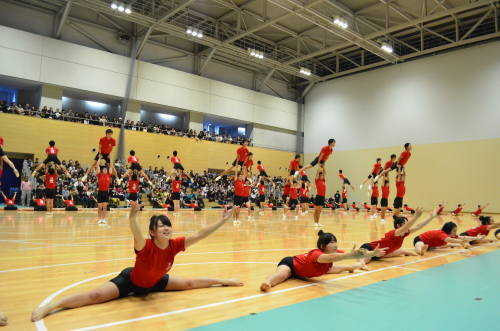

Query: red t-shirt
[244,159,253,169]
[4,198,14,205]
[292,249,331,278]
[97,173,112,191]
[236,146,249,162]
[341,189,347,199]
[131,237,186,288]
[363,203,370,210]
[351,203,357,208]
[0,136,3,146]
[372,163,382,174]
[44,174,58,189]
[384,160,394,170]
[338,173,346,180]
[258,184,266,195]
[465,224,490,237]
[128,156,139,164]
[419,230,449,248]
[257,164,264,172]
[289,159,300,171]
[381,185,390,199]
[371,185,379,198]
[399,150,411,166]
[242,183,251,197]
[404,205,414,211]
[369,229,408,255]
[396,181,405,198]
[99,137,116,154]
[299,187,309,198]
[315,178,326,197]
[319,146,333,162]
[234,179,245,196]
[472,208,482,216]
[35,198,46,206]
[171,180,182,193]
[170,156,180,164]
[45,146,59,155]
[289,187,298,200]
[128,180,140,193]
[452,207,462,214]
[283,183,291,196]
[64,200,75,207]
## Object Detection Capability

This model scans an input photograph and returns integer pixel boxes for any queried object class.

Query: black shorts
[342,198,347,204]
[258,194,266,203]
[277,257,305,280]
[413,236,423,246]
[110,267,169,298]
[343,178,351,185]
[282,194,288,202]
[0,147,4,157]
[289,170,296,176]
[171,192,181,200]
[288,198,298,207]
[4,205,17,210]
[371,197,378,206]
[97,190,109,203]
[43,155,61,165]
[360,243,380,260]
[130,163,142,171]
[380,198,388,207]
[301,175,309,182]
[391,163,398,170]
[45,188,56,199]
[393,196,403,209]
[314,195,325,207]
[173,163,184,171]
[232,159,244,167]
[128,193,138,201]
[65,206,78,211]
[310,156,325,167]
[233,195,248,206]
[299,196,309,204]
[367,172,378,179]
[95,153,111,163]
[259,171,268,177]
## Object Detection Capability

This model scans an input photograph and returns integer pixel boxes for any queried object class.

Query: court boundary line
[34,249,496,331]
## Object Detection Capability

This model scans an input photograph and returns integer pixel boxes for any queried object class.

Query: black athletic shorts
[371,197,378,206]
[342,198,347,204]
[380,198,388,207]
[110,267,169,298]
[95,153,111,163]
[233,195,248,206]
[0,147,4,157]
[289,170,296,176]
[310,156,325,167]
[130,163,142,171]
[171,192,181,200]
[288,198,298,208]
[277,257,305,280]
[343,178,351,185]
[314,195,325,207]
[173,163,184,171]
[413,236,423,246]
[4,205,18,210]
[259,170,268,177]
[45,188,56,199]
[232,159,244,167]
[65,206,78,211]
[43,155,61,165]
[393,196,403,209]
[97,190,109,203]
[360,243,380,260]
[301,175,309,182]
[391,163,398,170]
[128,193,138,201]
[299,196,309,204]
[258,194,266,203]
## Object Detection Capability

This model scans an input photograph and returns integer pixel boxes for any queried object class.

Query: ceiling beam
[55,0,72,38]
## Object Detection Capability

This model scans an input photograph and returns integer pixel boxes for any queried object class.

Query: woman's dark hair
[257,160,261,164]
[390,154,397,158]
[294,154,300,159]
[317,230,337,250]
[339,169,343,173]
[49,140,55,146]
[479,216,492,225]
[129,150,135,156]
[173,150,178,156]
[105,129,113,134]
[48,167,56,175]
[441,222,457,234]
[149,215,172,239]
[376,158,381,162]
[131,174,138,181]
[328,138,335,144]
[393,215,407,228]
[495,229,500,237]
[404,143,410,149]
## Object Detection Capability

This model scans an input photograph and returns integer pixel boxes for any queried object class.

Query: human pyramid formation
[0,132,498,326]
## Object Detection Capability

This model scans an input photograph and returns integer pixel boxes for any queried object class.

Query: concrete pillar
[39,84,63,110]
[124,100,141,122]
[188,111,204,131]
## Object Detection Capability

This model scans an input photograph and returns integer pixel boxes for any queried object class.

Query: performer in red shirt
[91,162,117,225]
[299,182,310,215]
[393,169,406,216]
[283,180,300,219]
[313,168,327,227]
[460,216,500,245]
[31,203,242,321]
[350,202,360,212]
[127,173,141,203]
[360,158,382,189]
[32,140,70,177]
[40,166,61,213]
[340,187,348,210]
[403,204,415,214]
[260,230,383,292]
[375,143,412,181]
[451,203,464,216]
[0,136,20,180]
[169,176,183,212]
[83,129,116,181]
[369,182,379,219]
[244,153,254,174]
[231,167,249,225]
[170,150,185,175]
[256,160,268,178]
[338,170,354,191]
[64,194,78,211]
[256,180,267,210]
[296,138,335,174]
[414,222,473,255]
[1,191,17,210]
[288,154,301,176]
[380,179,390,222]
[472,203,489,217]
[215,140,250,181]
[360,206,440,264]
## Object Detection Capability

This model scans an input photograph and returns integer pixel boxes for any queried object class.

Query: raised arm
[0,192,6,200]
[395,207,424,236]
[408,206,441,233]
[129,201,146,251]
[185,207,232,248]
[12,192,17,200]
[317,245,387,263]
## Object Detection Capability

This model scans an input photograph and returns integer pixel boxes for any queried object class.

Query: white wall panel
[252,127,296,151]
[304,42,500,153]
[138,62,210,92]
[0,47,41,81]
[209,95,253,122]
[0,25,43,54]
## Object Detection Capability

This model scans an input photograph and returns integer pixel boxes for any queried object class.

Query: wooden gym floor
[0,208,498,330]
